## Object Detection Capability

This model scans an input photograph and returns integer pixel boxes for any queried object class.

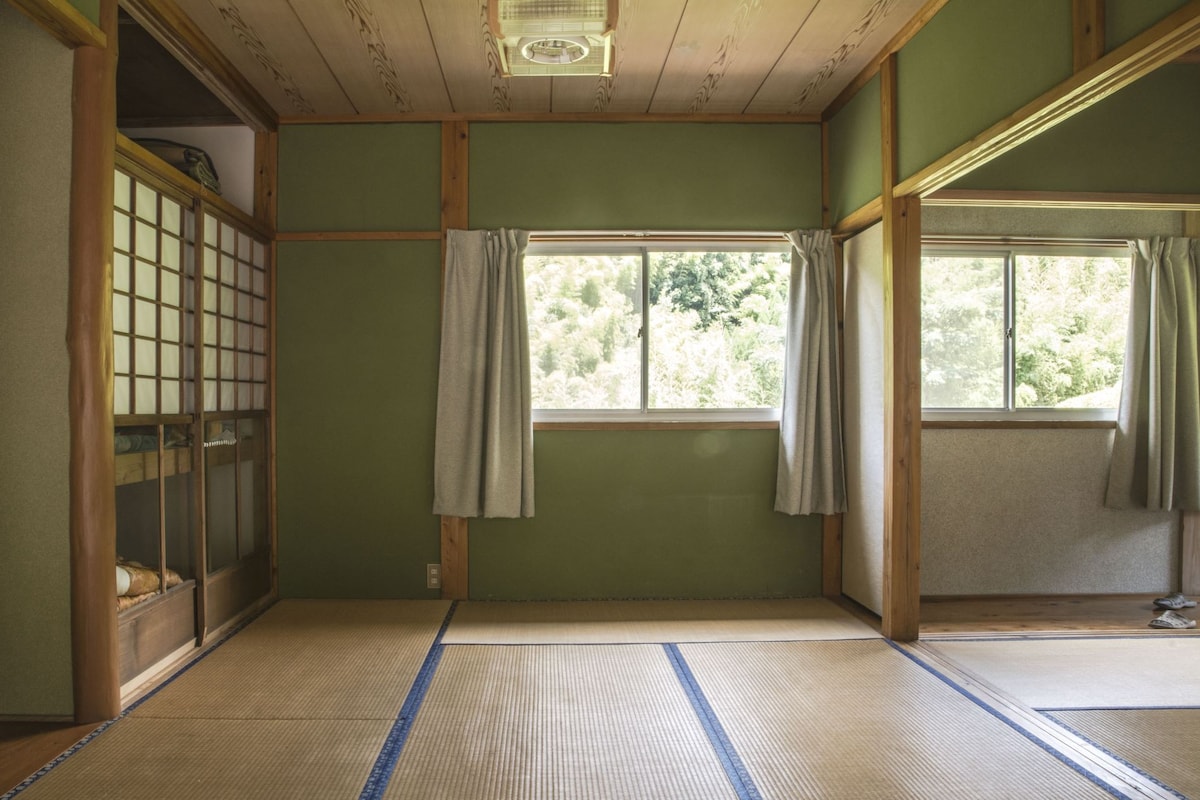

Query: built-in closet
[111,136,272,690]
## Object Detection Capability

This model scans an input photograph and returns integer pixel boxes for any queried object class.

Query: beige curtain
[433,229,535,518]
[775,229,848,515]
[1106,237,1200,511]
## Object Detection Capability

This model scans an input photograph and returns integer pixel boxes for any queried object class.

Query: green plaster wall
[897,0,1073,182]
[1105,0,1190,51]
[952,64,1200,193]
[278,124,441,232]
[469,123,822,231]
[828,75,882,224]
[471,430,821,600]
[274,120,825,601]
[0,3,75,716]
[275,240,442,598]
[69,0,99,26]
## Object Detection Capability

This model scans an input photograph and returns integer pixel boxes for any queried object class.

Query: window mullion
[640,248,650,413]
[1005,250,1015,411]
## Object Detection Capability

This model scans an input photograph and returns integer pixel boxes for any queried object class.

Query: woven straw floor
[10,599,1190,799]
[1048,709,1200,799]
[443,597,880,644]
[927,637,1200,709]
[678,640,1116,800]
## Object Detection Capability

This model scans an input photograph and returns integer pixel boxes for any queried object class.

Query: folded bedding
[116,560,183,608]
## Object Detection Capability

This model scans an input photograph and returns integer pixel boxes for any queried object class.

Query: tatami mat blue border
[359,601,457,800]
[1042,710,1188,800]
[663,643,762,800]
[887,641,1134,800]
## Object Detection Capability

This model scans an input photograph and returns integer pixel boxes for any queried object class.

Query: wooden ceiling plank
[748,0,930,115]
[171,0,355,117]
[549,0,687,113]
[421,0,548,113]
[286,0,453,115]
[649,0,821,115]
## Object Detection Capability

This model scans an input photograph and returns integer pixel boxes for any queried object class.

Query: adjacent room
[3,0,1199,797]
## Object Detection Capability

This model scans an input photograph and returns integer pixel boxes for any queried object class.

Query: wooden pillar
[880,54,921,641]
[1072,0,1106,73]
[439,120,470,600]
[1184,211,1200,595]
[256,130,279,599]
[69,0,119,723]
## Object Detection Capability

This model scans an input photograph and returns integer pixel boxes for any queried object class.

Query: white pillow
[116,565,131,596]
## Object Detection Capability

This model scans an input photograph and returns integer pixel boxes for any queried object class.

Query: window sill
[534,420,779,431]
[922,419,1116,430]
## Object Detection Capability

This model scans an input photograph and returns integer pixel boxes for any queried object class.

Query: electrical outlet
[426,563,442,589]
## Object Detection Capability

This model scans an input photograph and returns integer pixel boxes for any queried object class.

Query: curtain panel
[433,229,535,518]
[1106,237,1200,511]
[775,229,848,516]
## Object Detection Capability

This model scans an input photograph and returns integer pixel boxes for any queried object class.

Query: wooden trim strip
[923,419,1115,430]
[69,0,119,724]
[1073,0,1106,73]
[280,112,820,125]
[116,134,273,239]
[1183,210,1200,596]
[119,0,278,132]
[895,3,1200,198]
[925,189,1200,210]
[8,0,105,48]
[274,231,441,242]
[822,0,951,121]
[832,196,884,239]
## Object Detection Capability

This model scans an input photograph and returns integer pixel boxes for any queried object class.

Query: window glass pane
[135,260,157,300]
[162,343,180,378]
[922,255,1006,408]
[161,233,180,271]
[135,299,157,336]
[203,345,217,379]
[221,222,236,254]
[203,312,218,346]
[162,198,181,234]
[647,251,789,409]
[204,246,218,279]
[161,380,180,414]
[114,334,130,375]
[1014,254,1129,409]
[161,270,180,307]
[135,338,156,375]
[220,382,235,410]
[114,377,130,415]
[114,212,131,253]
[161,308,180,344]
[204,379,217,412]
[114,253,131,293]
[134,182,157,223]
[203,215,218,247]
[525,254,642,410]
[135,221,157,258]
[114,171,131,211]
[113,294,130,334]
[135,377,156,413]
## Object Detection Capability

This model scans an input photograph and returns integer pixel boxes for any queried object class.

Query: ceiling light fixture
[489,0,618,77]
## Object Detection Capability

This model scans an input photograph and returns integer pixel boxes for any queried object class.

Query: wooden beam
[253,130,277,230]
[7,0,105,48]
[119,0,278,132]
[69,0,119,723]
[275,231,441,242]
[279,112,820,125]
[255,129,278,602]
[439,120,471,601]
[895,1,1200,198]
[1184,210,1200,596]
[1072,0,1106,73]
[832,196,884,240]
[880,55,921,641]
[925,189,1200,210]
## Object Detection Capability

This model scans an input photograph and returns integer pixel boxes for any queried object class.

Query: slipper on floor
[1149,609,1197,629]
[1153,592,1197,610]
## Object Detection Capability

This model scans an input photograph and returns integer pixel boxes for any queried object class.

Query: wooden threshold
[920,593,1199,637]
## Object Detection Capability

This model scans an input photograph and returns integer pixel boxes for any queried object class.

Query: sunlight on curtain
[1106,237,1200,511]
[433,229,535,518]
[775,230,848,515]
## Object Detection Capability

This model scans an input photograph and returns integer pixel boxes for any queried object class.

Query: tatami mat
[678,640,1117,799]
[927,637,1200,709]
[13,718,390,800]
[442,598,880,644]
[132,599,450,720]
[1048,709,1200,800]
[382,644,737,799]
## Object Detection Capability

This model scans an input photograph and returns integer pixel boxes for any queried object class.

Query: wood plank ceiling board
[285,0,453,115]
[172,0,356,116]
[648,0,822,115]
[549,0,689,114]
[747,0,930,114]
[421,0,550,113]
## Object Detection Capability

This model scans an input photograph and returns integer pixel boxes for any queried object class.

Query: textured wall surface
[922,429,1177,595]
[0,4,75,716]
[841,223,886,613]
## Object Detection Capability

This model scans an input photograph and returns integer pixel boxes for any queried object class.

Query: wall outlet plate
[426,563,442,589]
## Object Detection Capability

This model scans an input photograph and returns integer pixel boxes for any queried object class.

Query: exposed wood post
[1072,0,1106,73]
[69,0,119,723]
[880,54,921,641]
[439,120,470,600]
[1184,211,1200,596]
